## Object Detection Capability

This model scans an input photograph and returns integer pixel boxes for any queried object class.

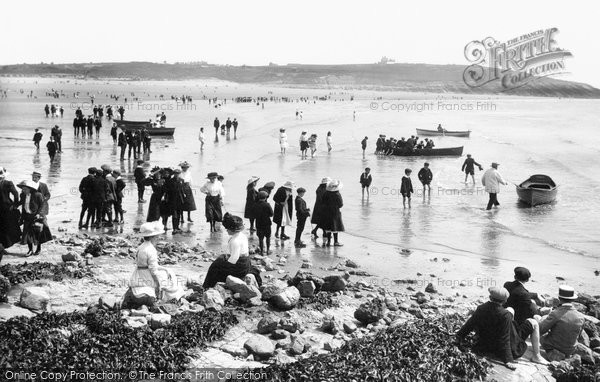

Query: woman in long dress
[179,161,197,223]
[0,168,21,257]
[244,176,259,232]
[310,177,330,239]
[279,128,288,154]
[321,179,345,247]
[146,167,167,225]
[165,169,186,234]
[203,213,261,288]
[273,181,294,240]
[17,180,52,256]
[122,221,184,309]
[200,172,225,232]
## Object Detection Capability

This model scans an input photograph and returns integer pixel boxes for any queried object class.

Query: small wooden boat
[391,146,463,157]
[114,119,152,128]
[416,128,471,138]
[120,126,175,136]
[516,174,557,206]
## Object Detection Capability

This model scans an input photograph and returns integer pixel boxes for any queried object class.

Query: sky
[2,0,599,87]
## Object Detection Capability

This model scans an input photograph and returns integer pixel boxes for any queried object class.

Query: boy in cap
[294,187,310,248]
[253,191,273,254]
[417,162,433,195]
[359,167,372,199]
[457,286,547,369]
[33,129,43,149]
[361,136,368,158]
[461,154,483,184]
[134,160,147,203]
[400,168,413,208]
[503,266,545,324]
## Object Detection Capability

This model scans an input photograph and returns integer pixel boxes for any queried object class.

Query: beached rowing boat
[416,128,471,138]
[120,126,175,136]
[390,146,463,157]
[114,119,152,127]
[516,174,557,206]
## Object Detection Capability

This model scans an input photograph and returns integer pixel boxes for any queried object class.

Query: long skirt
[182,183,197,211]
[205,195,223,222]
[146,193,163,222]
[0,208,21,249]
[20,214,52,247]
[203,256,262,289]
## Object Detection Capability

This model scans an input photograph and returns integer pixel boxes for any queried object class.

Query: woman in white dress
[309,134,318,158]
[203,213,261,288]
[326,131,333,153]
[122,221,184,308]
[200,172,225,232]
[198,127,205,151]
[279,128,288,154]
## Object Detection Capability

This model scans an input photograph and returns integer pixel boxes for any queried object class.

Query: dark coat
[253,200,273,229]
[0,179,21,249]
[118,133,127,147]
[37,182,51,216]
[295,196,310,220]
[321,191,344,232]
[92,176,106,203]
[310,184,327,225]
[165,177,185,210]
[78,175,95,203]
[115,178,126,203]
[134,167,146,184]
[244,185,258,219]
[503,280,540,324]
[0,179,19,210]
[418,168,433,184]
[272,187,292,226]
[457,301,528,363]
[462,157,482,173]
[360,173,372,187]
[400,176,413,195]
[104,176,117,202]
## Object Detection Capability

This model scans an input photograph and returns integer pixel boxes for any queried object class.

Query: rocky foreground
[1,233,600,381]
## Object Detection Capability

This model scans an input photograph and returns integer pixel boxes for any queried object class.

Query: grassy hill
[1,62,599,98]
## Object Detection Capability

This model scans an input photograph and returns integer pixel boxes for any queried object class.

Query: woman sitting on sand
[18,180,52,256]
[122,221,184,309]
[202,213,261,288]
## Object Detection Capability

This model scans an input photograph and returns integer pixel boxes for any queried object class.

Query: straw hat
[138,221,164,237]
[263,181,275,189]
[17,180,39,191]
[326,180,343,192]
[558,285,577,300]
[321,177,332,184]
[283,181,294,189]
[179,161,191,168]
[247,176,260,185]
[488,287,509,302]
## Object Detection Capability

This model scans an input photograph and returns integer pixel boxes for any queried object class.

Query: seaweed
[0,262,95,285]
[230,316,490,381]
[0,309,238,371]
[295,292,340,311]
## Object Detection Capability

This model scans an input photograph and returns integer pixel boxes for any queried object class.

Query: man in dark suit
[78,167,96,228]
[134,160,147,203]
[456,287,547,370]
[503,267,544,324]
[118,129,127,160]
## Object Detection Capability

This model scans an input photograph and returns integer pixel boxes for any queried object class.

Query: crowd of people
[375,134,435,155]
[212,117,240,140]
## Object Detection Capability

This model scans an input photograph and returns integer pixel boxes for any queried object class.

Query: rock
[61,252,82,262]
[125,316,148,328]
[580,330,591,348]
[321,275,347,292]
[19,287,50,311]
[269,286,301,311]
[389,318,408,328]
[0,303,36,321]
[273,349,295,364]
[244,335,275,359]
[343,321,357,334]
[280,317,300,333]
[573,343,595,364]
[291,270,325,292]
[415,292,430,304]
[321,315,342,334]
[297,280,316,298]
[345,259,358,268]
[150,313,171,329]
[220,344,248,358]
[354,298,386,325]
[590,337,600,349]
[588,303,600,320]
[249,296,263,306]
[261,279,289,301]
[271,329,289,340]
[408,307,425,319]
[546,349,566,362]
[425,283,438,294]
[261,258,275,271]
[324,339,343,351]
[275,336,292,350]
[572,302,587,314]
[257,315,279,334]
[385,296,398,311]
[202,289,225,310]
[576,293,598,306]
[568,354,582,368]
[234,285,262,303]
[289,335,309,355]
[130,305,150,317]
[301,261,312,269]
[225,276,247,293]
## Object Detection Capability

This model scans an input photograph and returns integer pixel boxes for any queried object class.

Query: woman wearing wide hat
[273,181,294,240]
[203,213,261,288]
[165,168,186,234]
[179,161,197,223]
[0,168,21,258]
[321,179,345,246]
[122,221,184,309]
[200,172,225,232]
[146,167,166,223]
[244,176,260,232]
[17,180,52,256]
[310,177,330,239]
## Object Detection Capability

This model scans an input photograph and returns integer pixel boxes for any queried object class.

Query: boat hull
[515,174,558,206]
[390,146,463,157]
[114,120,152,127]
[416,128,471,137]
[121,126,175,136]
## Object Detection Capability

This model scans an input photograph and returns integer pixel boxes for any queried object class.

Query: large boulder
[321,315,343,334]
[225,276,247,293]
[20,287,50,311]
[291,271,324,292]
[202,289,225,310]
[573,343,595,364]
[269,286,300,311]
[321,275,347,292]
[343,320,358,334]
[261,279,289,301]
[289,334,309,355]
[354,298,387,324]
[257,315,280,334]
[297,280,316,298]
[280,317,301,333]
[244,335,275,359]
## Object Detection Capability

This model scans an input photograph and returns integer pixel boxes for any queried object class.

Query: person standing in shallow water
[401,168,413,208]
[273,181,294,240]
[33,129,43,150]
[46,137,58,162]
[361,136,368,158]
[321,180,345,247]
[481,162,508,211]
[198,127,205,151]
[279,128,288,154]
[418,162,433,196]
[253,191,273,255]
[360,168,372,199]
[462,153,483,184]
[326,131,333,153]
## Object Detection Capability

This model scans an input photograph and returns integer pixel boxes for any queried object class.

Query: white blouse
[227,232,249,264]
[200,181,225,197]
[182,170,193,185]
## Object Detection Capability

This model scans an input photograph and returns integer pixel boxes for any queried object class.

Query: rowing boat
[416,128,471,138]
[114,119,152,127]
[516,174,557,206]
[120,126,175,136]
[390,146,463,157]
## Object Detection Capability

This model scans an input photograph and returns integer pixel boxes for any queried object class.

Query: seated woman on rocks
[203,213,261,289]
[122,221,185,309]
